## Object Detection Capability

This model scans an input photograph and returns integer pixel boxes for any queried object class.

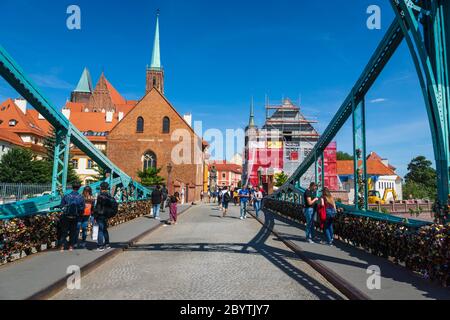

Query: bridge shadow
[265,208,450,300]
[126,209,344,300]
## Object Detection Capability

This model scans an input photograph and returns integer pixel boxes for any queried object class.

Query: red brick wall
[107,89,204,201]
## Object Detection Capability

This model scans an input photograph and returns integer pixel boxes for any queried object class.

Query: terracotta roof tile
[0,129,25,146]
[0,99,48,137]
[209,162,242,174]
[337,159,396,176]
[104,77,126,105]
[68,111,119,132]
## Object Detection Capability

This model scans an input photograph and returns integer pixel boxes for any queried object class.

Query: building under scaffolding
[243,97,321,189]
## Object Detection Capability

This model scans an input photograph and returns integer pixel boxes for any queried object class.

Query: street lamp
[167,162,173,194]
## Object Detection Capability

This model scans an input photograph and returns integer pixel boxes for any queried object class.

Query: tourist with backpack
[151,185,163,220]
[93,182,118,251]
[221,186,232,217]
[320,188,337,246]
[77,186,94,249]
[59,182,85,252]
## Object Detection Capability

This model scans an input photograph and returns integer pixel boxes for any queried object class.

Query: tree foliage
[274,171,289,187]
[137,167,165,187]
[337,151,353,161]
[0,148,51,183]
[403,156,437,200]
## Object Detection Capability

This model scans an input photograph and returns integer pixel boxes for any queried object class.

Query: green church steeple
[74,67,93,93]
[150,10,161,70]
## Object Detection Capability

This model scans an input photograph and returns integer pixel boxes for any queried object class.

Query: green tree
[337,151,353,160]
[43,127,81,185]
[0,148,51,183]
[274,171,289,187]
[403,156,437,200]
[137,167,165,187]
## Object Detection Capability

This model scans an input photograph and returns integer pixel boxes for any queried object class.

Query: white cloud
[369,98,387,104]
[30,74,73,90]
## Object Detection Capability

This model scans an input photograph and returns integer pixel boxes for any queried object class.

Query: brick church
[64,13,207,202]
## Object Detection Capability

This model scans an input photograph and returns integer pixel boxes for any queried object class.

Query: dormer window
[9,119,17,127]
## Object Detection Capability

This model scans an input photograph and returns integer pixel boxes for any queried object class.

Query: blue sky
[0,0,434,177]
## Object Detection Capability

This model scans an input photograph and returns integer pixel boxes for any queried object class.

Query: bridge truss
[272,0,449,224]
[0,47,151,220]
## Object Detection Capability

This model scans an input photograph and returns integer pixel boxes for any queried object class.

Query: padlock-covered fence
[263,198,450,287]
[0,199,151,265]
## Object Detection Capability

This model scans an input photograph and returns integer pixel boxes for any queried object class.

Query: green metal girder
[273,19,405,194]
[352,98,368,210]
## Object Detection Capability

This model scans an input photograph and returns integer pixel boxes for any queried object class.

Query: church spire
[150,9,161,70]
[248,97,255,128]
[146,10,165,94]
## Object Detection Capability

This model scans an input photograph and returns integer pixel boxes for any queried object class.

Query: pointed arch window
[136,117,144,133]
[143,151,157,171]
[153,77,157,87]
[162,117,170,134]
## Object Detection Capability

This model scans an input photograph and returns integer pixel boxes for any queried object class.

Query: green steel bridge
[270,0,449,228]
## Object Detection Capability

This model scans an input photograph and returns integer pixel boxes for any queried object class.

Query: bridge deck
[52,204,344,300]
[258,208,450,300]
[0,204,190,300]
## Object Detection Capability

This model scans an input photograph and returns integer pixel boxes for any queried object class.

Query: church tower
[70,67,93,103]
[146,11,164,95]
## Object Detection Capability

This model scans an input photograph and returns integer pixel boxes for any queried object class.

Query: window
[9,119,17,127]
[143,151,157,170]
[87,160,94,169]
[136,117,144,133]
[222,173,226,179]
[72,159,79,169]
[163,117,170,133]
[153,77,157,87]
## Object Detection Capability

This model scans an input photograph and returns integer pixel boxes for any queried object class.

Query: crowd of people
[58,181,118,252]
[58,180,337,253]
[202,185,266,219]
[58,182,182,252]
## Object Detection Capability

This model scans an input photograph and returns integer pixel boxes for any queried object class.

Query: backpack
[65,193,82,220]
[223,191,231,203]
[96,193,119,219]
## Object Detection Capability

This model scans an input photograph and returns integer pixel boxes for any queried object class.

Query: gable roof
[111,87,199,138]
[337,159,397,176]
[0,98,48,137]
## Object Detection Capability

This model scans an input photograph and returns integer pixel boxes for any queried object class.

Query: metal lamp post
[167,162,173,194]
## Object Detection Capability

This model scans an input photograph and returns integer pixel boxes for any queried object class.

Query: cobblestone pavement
[53,204,345,300]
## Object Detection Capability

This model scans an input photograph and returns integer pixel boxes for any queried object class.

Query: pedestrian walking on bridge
[151,185,163,220]
[239,186,250,220]
[59,182,85,252]
[93,182,118,251]
[168,192,181,225]
[304,182,319,244]
[320,188,337,246]
[221,186,231,217]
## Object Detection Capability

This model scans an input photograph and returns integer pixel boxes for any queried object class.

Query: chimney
[106,111,114,123]
[118,112,124,122]
[183,113,192,127]
[381,159,389,167]
[38,113,45,120]
[62,108,71,119]
[14,98,27,114]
